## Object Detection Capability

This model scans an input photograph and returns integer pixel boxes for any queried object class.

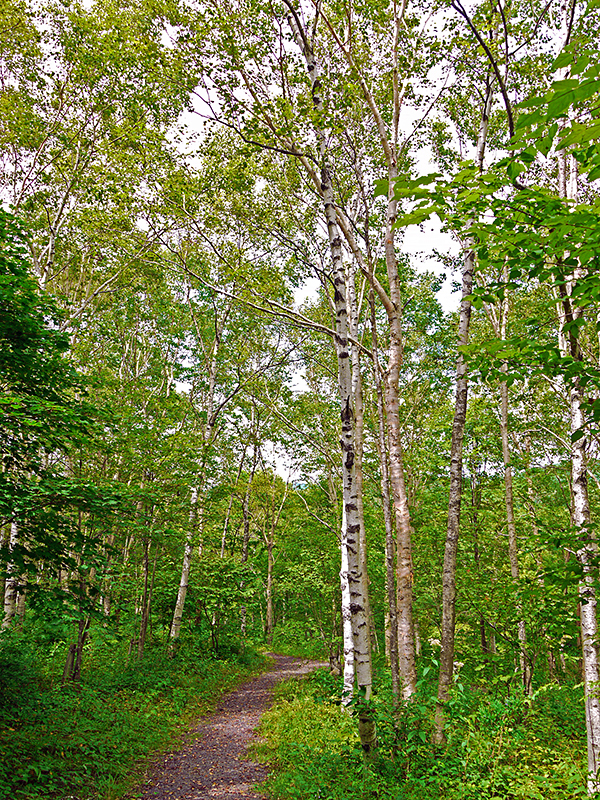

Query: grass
[0,628,269,800]
[253,665,591,800]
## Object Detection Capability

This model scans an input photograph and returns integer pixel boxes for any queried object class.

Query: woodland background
[2,0,600,797]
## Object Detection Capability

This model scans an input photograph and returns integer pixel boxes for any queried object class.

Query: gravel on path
[134,654,326,800]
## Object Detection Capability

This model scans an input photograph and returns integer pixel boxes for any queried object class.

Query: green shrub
[0,628,267,799]
[256,666,590,800]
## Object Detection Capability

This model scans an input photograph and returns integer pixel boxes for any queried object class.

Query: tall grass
[0,628,267,800]
[254,666,590,800]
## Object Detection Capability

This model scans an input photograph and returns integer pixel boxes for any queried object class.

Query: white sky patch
[174,379,192,394]
[262,440,301,481]
[401,217,461,313]
[294,275,321,308]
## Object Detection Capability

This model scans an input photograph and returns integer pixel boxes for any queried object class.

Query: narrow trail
[135,654,326,800]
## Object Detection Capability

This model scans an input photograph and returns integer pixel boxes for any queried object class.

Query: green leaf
[547,91,575,118]
[551,51,574,71]
[374,178,388,198]
[506,161,526,180]
[588,164,600,181]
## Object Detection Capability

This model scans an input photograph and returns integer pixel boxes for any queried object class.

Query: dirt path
[135,654,326,800]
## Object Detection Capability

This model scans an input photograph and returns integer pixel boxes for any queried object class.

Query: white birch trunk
[571,381,600,793]
[347,258,372,652]
[169,487,199,642]
[484,285,530,690]
[553,36,600,777]
[560,277,600,793]
[2,521,19,630]
[285,7,373,750]
[369,284,400,696]
[340,504,355,703]
[221,447,247,558]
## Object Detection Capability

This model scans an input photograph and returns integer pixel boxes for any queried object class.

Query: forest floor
[130,654,326,800]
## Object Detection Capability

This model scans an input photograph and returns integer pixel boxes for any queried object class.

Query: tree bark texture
[382,163,417,702]
[434,87,491,745]
[434,241,474,745]
[170,486,199,642]
[286,5,374,752]
[369,285,400,697]
[340,504,355,702]
[485,285,530,691]
[2,521,19,630]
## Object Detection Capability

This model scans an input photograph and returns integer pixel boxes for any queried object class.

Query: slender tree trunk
[62,644,76,685]
[470,468,488,659]
[72,615,90,681]
[221,447,247,558]
[571,377,600,793]
[347,258,373,651]
[559,283,600,792]
[16,588,26,627]
[555,90,600,788]
[485,283,530,690]
[101,532,115,618]
[369,285,400,697]
[340,503,355,702]
[433,245,473,743]
[138,514,160,660]
[170,487,199,643]
[434,87,491,745]
[265,538,274,643]
[240,441,259,641]
[264,478,287,644]
[286,3,373,750]
[2,521,19,630]
[383,202,417,703]
[500,376,529,691]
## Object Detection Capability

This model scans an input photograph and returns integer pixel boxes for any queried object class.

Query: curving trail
[135,654,326,800]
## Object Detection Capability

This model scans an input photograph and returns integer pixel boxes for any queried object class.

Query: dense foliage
[2,0,600,797]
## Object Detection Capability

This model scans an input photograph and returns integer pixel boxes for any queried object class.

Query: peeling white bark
[2,521,19,631]
[285,7,373,749]
[169,486,199,642]
[340,505,355,703]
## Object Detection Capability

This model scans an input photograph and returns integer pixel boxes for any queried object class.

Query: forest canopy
[2,0,600,797]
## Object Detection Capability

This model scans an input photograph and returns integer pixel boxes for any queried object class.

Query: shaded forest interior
[2,0,600,797]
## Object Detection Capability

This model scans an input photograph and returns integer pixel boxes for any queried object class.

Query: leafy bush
[256,666,590,800]
[0,629,267,799]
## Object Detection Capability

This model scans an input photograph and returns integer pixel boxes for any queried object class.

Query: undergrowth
[0,628,267,800]
[255,664,590,800]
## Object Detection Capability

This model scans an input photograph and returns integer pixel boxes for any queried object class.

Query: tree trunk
[16,587,26,628]
[555,89,600,789]
[265,538,274,643]
[571,378,600,793]
[500,375,529,691]
[62,644,76,685]
[285,3,373,750]
[340,503,355,703]
[485,283,530,691]
[347,258,373,653]
[369,284,400,697]
[221,447,247,558]
[72,616,90,681]
[2,521,19,630]
[434,87,491,745]
[559,285,600,792]
[138,522,159,660]
[170,486,199,643]
[382,234,418,703]
[240,441,259,641]
[433,243,473,743]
